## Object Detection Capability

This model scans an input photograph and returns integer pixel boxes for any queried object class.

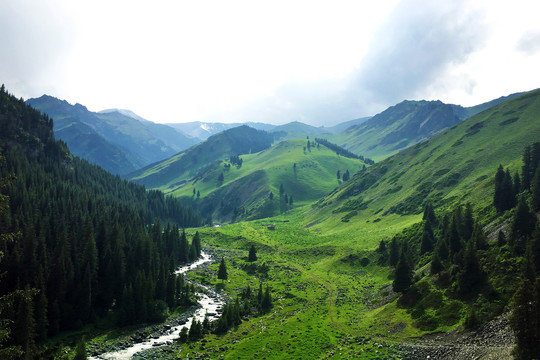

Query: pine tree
[430,251,443,275]
[422,201,437,225]
[494,165,506,213]
[420,219,435,255]
[289,196,293,206]
[447,217,462,258]
[218,258,228,282]
[261,285,272,312]
[192,231,202,258]
[377,239,386,253]
[248,245,257,262]
[457,240,484,296]
[511,196,537,254]
[393,250,413,293]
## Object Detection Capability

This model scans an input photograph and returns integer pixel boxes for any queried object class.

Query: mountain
[26,95,198,174]
[169,121,275,140]
[269,121,329,140]
[322,116,371,133]
[327,92,527,161]
[310,89,540,230]
[129,125,275,189]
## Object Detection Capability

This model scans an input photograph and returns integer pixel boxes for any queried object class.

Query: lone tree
[248,245,257,262]
[393,250,413,293]
[218,258,228,282]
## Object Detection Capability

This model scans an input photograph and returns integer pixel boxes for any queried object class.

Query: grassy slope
[168,139,365,204]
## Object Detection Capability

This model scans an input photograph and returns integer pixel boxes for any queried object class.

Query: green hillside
[129,125,275,189]
[309,89,540,235]
[165,139,368,222]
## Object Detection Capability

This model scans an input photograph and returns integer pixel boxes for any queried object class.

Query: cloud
[207,0,487,126]
[350,0,486,113]
[516,31,540,55]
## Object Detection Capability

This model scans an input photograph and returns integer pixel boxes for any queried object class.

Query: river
[90,251,225,360]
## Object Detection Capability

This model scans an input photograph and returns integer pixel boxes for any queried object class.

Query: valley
[1,85,539,359]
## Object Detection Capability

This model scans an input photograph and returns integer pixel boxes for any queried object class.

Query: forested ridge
[0,85,202,358]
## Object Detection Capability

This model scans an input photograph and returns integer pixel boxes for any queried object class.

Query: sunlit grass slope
[167,139,367,222]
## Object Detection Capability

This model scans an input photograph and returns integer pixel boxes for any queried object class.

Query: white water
[90,251,224,360]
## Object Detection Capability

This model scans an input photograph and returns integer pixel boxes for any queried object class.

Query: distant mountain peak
[99,108,148,123]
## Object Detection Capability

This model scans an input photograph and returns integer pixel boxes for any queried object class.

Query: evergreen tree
[336,170,341,180]
[392,250,413,293]
[217,172,224,185]
[494,165,505,212]
[511,196,537,254]
[430,251,444,275]
[191,231,202,259]
[447,217,462,258]
[420,219,435,255]
[457,240,485,296]
[218,258,228,282]
[279,184,284,195]
[289,196,293,206]
[248,245,257,262]
[342,169,350,181]
[377,239,386,253]
[188,317,202,341]
[197,190,200,198]
[269,191,274,200]
[261,285,272,312]
[422,201,437,225]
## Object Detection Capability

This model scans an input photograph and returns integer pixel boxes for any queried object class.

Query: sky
[1,0,540,126]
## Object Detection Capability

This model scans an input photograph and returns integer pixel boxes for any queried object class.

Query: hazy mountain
[26,95,198,174]
[169,121,275,140]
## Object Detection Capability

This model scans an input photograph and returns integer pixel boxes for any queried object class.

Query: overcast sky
[1,0,540,126]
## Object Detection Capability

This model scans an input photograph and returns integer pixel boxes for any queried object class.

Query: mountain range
[26,95,198,174]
